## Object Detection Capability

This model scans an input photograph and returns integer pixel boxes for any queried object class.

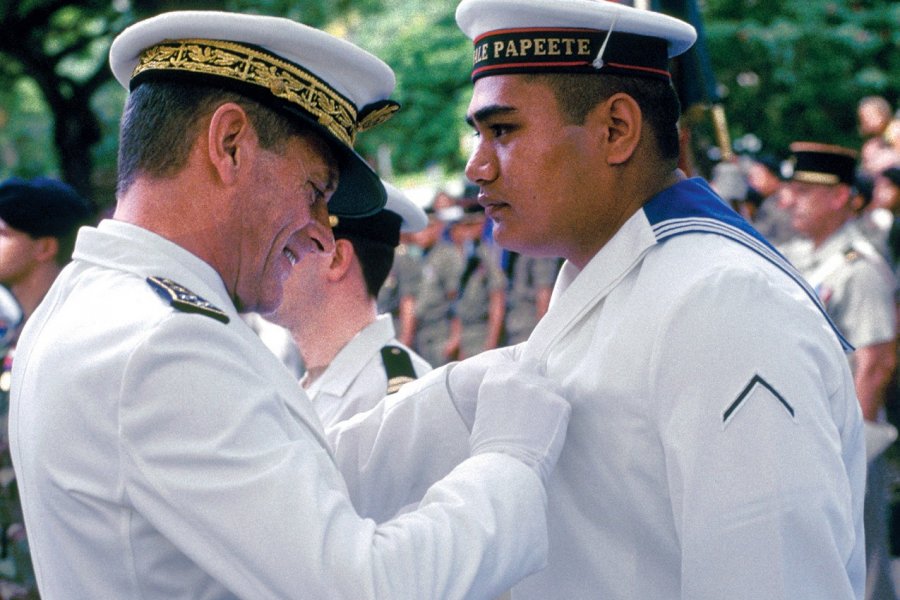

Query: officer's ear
[591,92,642,166]
[207,102,254,185]
[325,238,356,282]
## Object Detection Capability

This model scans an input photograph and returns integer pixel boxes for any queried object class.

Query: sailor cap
[456,0,697,82]
[109,11,399,217]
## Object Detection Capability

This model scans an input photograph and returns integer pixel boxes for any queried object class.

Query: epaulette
[380,345,417,394]
[146,276,230,324]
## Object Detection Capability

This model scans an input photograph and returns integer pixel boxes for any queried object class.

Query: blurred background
[0,0,897,212]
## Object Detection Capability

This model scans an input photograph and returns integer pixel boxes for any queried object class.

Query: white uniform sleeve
[119,316,548,600]
[650,266,866,600]
[327,367,471,522]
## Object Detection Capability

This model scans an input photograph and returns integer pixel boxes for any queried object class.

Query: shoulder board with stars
[146,276,230,324]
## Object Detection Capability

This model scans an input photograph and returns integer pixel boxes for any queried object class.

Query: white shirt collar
[306,314,396,399]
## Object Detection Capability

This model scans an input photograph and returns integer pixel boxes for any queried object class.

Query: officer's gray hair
[116,81,312,196]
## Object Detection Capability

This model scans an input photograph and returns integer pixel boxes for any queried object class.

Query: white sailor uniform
[333,177,867,599]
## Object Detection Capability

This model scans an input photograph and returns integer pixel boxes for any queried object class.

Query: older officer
[333,1,867,598]
[779,143,898,600]
[273,182,433,428]
[8,11,571,599]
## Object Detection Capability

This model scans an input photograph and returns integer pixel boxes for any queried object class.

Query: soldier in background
[502,251,560,345]
[446,201,507,359]
[272,182,433,428]
[780,142,897,600]
[376,226,423,348]
[746,153,795,246]
[412,202,460,366]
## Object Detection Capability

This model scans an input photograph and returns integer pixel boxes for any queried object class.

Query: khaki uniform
[503,254,560,345]
[376,244,422,338]
[453,241,507,358]
[781,221,897,600]
[414,241,458,366]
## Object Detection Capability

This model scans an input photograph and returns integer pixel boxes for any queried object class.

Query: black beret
[0,177,96,238]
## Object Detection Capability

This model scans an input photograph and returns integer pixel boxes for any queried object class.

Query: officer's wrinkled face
[234,131,337,314]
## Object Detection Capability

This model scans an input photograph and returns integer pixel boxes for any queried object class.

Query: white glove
[469,360,570,486]
[445,344,523,431]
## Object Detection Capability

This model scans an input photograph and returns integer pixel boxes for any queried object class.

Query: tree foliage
[0,0,898,205]
[347,0,472,178]
[701,0,900,161]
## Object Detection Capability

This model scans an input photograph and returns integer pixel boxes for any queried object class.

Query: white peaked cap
[110,11,400,217]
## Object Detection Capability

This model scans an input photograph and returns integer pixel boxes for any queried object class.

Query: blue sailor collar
[644,178,850,351]
[526,177,852,365]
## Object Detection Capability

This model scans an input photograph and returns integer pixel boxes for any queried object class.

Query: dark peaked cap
[331,181,428,247]
[787,142,858,186]
[0,177,96,239]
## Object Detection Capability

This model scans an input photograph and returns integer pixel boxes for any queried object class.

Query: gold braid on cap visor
[133,39,368,146]
[792,171,841,185]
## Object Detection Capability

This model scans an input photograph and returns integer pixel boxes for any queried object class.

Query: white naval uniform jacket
[308,314,432,429]
[333,178,867,599]
[8,220,551,600]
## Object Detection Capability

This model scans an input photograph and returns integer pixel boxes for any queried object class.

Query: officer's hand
[445,344,522,431]
[469,361,570,486]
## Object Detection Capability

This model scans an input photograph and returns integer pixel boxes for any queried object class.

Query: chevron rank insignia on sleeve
[146,276,230,324]
[722,374,794,427]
